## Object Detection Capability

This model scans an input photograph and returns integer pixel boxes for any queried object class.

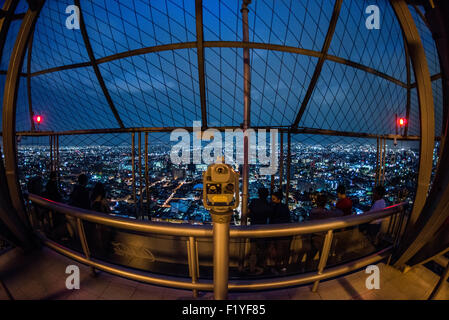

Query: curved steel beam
[393,0,449,269]
[292,0,342,128]
[74,0,124,129]
[2,1,44,227]
[26,29,35,131]
[404,34,411,136]
[389,0,435,257]
[28,41,409,89]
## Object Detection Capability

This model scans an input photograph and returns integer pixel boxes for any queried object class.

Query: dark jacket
[270,202,291,224]
[248,198,271,225]
[44,180,62,202]
[70,185,90,210]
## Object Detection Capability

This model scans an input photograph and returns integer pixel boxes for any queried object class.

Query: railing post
[145,132,149,220]
[131,133,136,210]
[211,210,232,300]
[138,132,142,219]
[428,257,449,300]
[187,236,199,298]
[312,230,334,292]
[76,218,96,276]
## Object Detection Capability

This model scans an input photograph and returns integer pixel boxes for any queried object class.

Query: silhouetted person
[269,191,291,273]
[248,187,271,225]
[269,191,290,224]
[371,185,386,211]
[27,176,45,229]
[309,194,330,221]
[89,182,112,256]
[70,174,90,210]
[363,185,387,243]
[90,182,110,213]
[336,185,352,216]
[248,187,271,274]
[44,171,62,202]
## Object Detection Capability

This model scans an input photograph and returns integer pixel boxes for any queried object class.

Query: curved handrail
[26,193,407,295]
[26,193,406,238]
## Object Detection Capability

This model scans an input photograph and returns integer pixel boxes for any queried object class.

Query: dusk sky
[0,0,443,145]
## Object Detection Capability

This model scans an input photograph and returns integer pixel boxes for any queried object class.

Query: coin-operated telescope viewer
[202,162,239,300]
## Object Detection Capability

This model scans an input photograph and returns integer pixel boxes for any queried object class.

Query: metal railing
[26,193,407,297]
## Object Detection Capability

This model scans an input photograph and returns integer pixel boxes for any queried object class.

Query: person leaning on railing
[66,174,91,240]
[247,187,271,275]
[268,191,291,274]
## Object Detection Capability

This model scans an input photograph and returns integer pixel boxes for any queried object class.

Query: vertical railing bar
[311,230,333,292]
[145,132,149,220]
[393,208,406,247]
[279,132,284,192]
[188,236,199,298]
[131,133,136,212]
[138,132,142,219]
[76,217,96,275]
[285,131,291,204]
[56,135,60,183]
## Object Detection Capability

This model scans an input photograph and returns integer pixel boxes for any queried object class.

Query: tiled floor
[0,246,447,300]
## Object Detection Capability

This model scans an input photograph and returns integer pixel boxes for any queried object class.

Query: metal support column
[49,135,53,172]
[279,132,284,192]
[285,131,291,205]
[211,211,232,300]
[375,136,380,185]
[195,0,207,128]
[240,0,252,226]
[131,133,136,207]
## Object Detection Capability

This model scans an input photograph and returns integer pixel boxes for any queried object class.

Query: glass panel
[299,60,407,135]
[30,67,119,131]
[250,50,318,127]
[31,1,89,73]
[99,49,201,128]
[329,0,407,83]
[205,47,243,127]
[1,20,22,69]
[82,0,196,58]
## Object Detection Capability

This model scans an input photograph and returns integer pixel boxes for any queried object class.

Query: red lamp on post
[34,114,43,130]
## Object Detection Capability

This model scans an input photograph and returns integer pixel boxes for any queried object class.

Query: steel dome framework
[0,0,448,297]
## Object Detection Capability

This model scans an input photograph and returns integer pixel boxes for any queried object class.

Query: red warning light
[398,117,406,127]
[35,115,42,124]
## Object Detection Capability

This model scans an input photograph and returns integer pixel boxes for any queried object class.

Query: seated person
[335,184,353,216]
[371,185,386,211]
[90,182,110,213]
[309,194,342,221]
[248,187,271,225]
[44,171,62,202]
[269,191,290,224]
[362,185,387,242]
[269,191,291,273]
[70,174,90,210]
